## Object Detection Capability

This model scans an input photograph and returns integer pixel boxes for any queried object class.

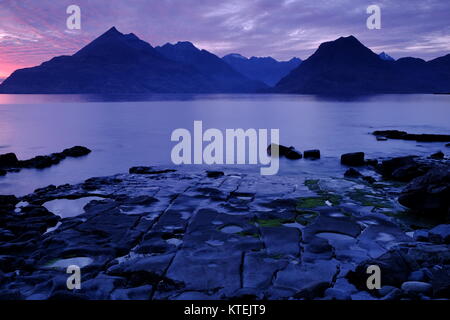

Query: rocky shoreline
[0,150,449,300]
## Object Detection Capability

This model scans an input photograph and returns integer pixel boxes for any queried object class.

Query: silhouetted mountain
[222,54,301,86]
[379,52,395,61]
[0,27,265,94]
[155,42,266,92]
[276,35,450,94]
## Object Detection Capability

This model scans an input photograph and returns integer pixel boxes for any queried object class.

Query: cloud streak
[0,0,449,78]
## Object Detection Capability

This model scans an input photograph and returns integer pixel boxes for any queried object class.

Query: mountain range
[222,54,301,86]
[276,36,450,94]
[0,27,449,95]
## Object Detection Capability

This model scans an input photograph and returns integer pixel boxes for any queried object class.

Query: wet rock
[267,144,302,160]
[377,156,431,182]
[341,152,365,166]
[430,151,444,160]
[428,224,450,244]
[62,146,91,157]
[0,169,6,176]
[446,143,450,148]
[401,281,432,295]
[206,171,224,178]
[430,266,450,298]
[0,195,18,208]
[398,164,450,216]
[304,149,321,160]
[129,166,176,174]
[373,130,450,142]
[366,159,378,167]
[347,249,413,288]
[413,230,429,242]
[344,168,362,178]
[0,153,19,167]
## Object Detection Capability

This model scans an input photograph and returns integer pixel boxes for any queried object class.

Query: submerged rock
[341,152,365,166]
[0,146,91,174]
[373,130,450,142]
[267,144,302,160]
[304,149,321,160]
[129,166,176,174]
[344,168,362,178]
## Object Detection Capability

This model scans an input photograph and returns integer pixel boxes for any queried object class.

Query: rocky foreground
[0,154,449,300]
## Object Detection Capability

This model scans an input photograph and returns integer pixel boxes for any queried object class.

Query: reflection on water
[0,94,449,196]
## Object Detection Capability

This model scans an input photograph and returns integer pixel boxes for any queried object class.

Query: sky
[0,0,449,80]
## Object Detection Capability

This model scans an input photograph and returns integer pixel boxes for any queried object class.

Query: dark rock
[206,171,224,178]
[430,266,450,298]
[377,155,430,182]
[413,230,429,242]
[0,153,19,168]
[373,130,450,142]
[446,143,450,148]
[398,164,450,216]
[0,169,6,176]
[344,168,362,178]
[401,281,432,295]
[129,166,176,174]
[347,249,413,289]
[62,146,91,157]
[362,176,376,184]
[366,159,378,167]
[0,195,18,207]
[303,149,320,160]
[428,224,450,244]
[267,144,302,160]
[429,151,444,160]
[341,152,365,166]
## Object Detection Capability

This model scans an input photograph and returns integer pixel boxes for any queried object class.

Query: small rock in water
[129,166,176,174]
[303,149,320,160]
[0,153,19,167]
[341,152,365,166]
[267,144,302,160]
[429,151,444,160]
[344,168,362,178]
[206,171,224,178]
[62,146,91,157]
[401,281,432,295]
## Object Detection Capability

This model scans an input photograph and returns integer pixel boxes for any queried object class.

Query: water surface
[1,94,449,196]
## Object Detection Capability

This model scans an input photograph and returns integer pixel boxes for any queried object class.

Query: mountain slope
[275,35,450,94]
[0,28,263,94]
[155,42,266,92]
[222,54,301,86]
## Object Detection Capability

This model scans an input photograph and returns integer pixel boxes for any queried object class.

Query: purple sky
[1,0,449,79]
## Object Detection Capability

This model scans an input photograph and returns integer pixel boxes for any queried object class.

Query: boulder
[303,149,320,160]
[0,153,19,168]
[401,281,432,295]
[341,152,365,166]
[377,156,430,182]
[344,168,362,178]
[62,146,91,157]
[428,224,450,244]
[429,151,444,160]
[398,165,450,216]
[267,144,302,160]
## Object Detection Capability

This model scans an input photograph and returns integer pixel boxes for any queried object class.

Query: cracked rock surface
[0,166,449,300]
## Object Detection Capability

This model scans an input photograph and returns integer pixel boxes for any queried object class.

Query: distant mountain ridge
[275,35,450,94]
[155,41,265,92]
[0,27,265,94]
[1,29,449,95]
[222,54,301,86]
